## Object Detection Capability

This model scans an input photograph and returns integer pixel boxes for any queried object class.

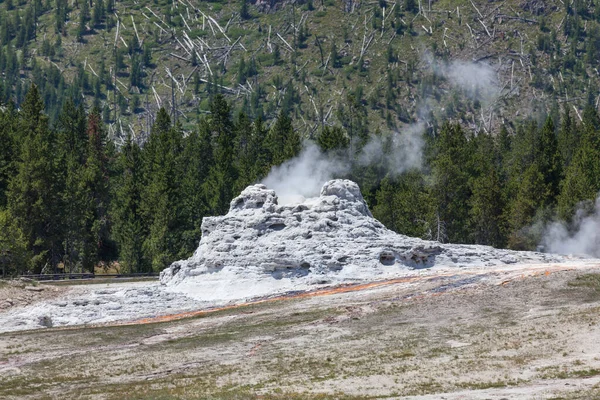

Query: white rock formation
[160,180,565,301]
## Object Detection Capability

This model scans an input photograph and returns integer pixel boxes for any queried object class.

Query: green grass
[569,274,600,292]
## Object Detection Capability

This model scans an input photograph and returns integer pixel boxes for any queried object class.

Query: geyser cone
[160,180,568,302]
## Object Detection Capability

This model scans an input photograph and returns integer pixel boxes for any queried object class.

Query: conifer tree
[557,108,600,220]
[557,107,580,168]
[8,85,60,273]
[267,110,300,165]
[373,171,432,239]
[538,117,562,203]
[92,0,104,27]
[430,123,471,243]
[77,0,89,41]
[507,163,546,249]
[317,125,349,153]
[0,105,17,209]
[178,120,213,256]
[111,135,146,273]
[467,134,505,247]
[233,112,256,194]
[252,116,272,178]
[79,109,111,271]
[55,100,88,272]
[141,108,184,270]
[205,95,237,215]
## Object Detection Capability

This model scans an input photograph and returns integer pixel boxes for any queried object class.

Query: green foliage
[140,108,184,271]
[111,135,146,273]
[0,208,30,276]
[317,125,349,153]
[8,85,60,273]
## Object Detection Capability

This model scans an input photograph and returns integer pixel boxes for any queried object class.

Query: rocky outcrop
[160,180,564,291]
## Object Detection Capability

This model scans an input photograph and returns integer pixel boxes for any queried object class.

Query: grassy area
[569,274,600,292]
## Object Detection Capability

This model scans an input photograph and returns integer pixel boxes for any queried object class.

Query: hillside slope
[0,0,596,138]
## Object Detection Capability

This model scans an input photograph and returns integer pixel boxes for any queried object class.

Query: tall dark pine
[317,125,349,154]
[179,120,213,256]
[206,95,237,216]
[557,107,580,168]
[430,123,471,243]
[111,135,146,273]
[538,117,562,203]
[557,107,600,220]
[233,112,256,194]
[8,85,60,273]
[55,100,88,272]
[467,134,505,247]
[0,105,17,209]
[80,109,111,271]
[267,110,301,165]
[141,108,183,271]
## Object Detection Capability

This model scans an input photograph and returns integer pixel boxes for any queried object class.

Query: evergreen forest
[1,83,600,275]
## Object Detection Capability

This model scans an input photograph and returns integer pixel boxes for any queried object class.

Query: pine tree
[430,123,471,243]
[141,108,184,271]
[0,105,17,209]
[77,0,89,41]
[557,107,580,168]
[0,208,30,276]
[205,95,237,215]
[373,171,432,238]
[92,0,104,27]
[8,85,60,273]
[111,135,146,273]
[55,100,88,272]
[252,116,272,178]
[467,134,505,247]
[267,110,300,165]
[317,125,349,153]
[233,112,255,194]
[557,109,600,220]
[538,117,562,203]
[507,163,546,250]
[179,120,213,255]
[79,109,111,271]
[240,0,250,20]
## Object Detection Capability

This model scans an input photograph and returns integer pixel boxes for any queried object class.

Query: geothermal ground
[2,180,600,399]
[1,261,600,399]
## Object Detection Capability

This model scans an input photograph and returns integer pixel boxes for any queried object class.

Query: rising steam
[261,123,426,204]
[542,195,600,258]
[262,57,498,205]
[444,60,500,105]
[261,143,347,204]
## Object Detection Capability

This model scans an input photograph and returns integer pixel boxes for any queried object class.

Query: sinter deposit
[160,179,565,301]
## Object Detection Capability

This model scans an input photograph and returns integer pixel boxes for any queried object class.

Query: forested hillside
[2,0,600,275]
[1,0,600,135]
[1,84,600,275]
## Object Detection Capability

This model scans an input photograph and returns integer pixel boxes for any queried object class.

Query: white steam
[543,195,600,258]
[358,122,425,173]
[444,60,500,104]
[424,55,501,106]
[261,124,426,205]
[261,143,346,204]
[261,58,499,206]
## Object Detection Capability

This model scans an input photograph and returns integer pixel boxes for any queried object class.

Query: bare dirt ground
[0,280,68,311]
[1,263,600,399]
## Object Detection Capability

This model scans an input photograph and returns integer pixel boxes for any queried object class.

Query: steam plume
[261,123,426,204]
[542,195,600,257]
[261,143,347,204]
